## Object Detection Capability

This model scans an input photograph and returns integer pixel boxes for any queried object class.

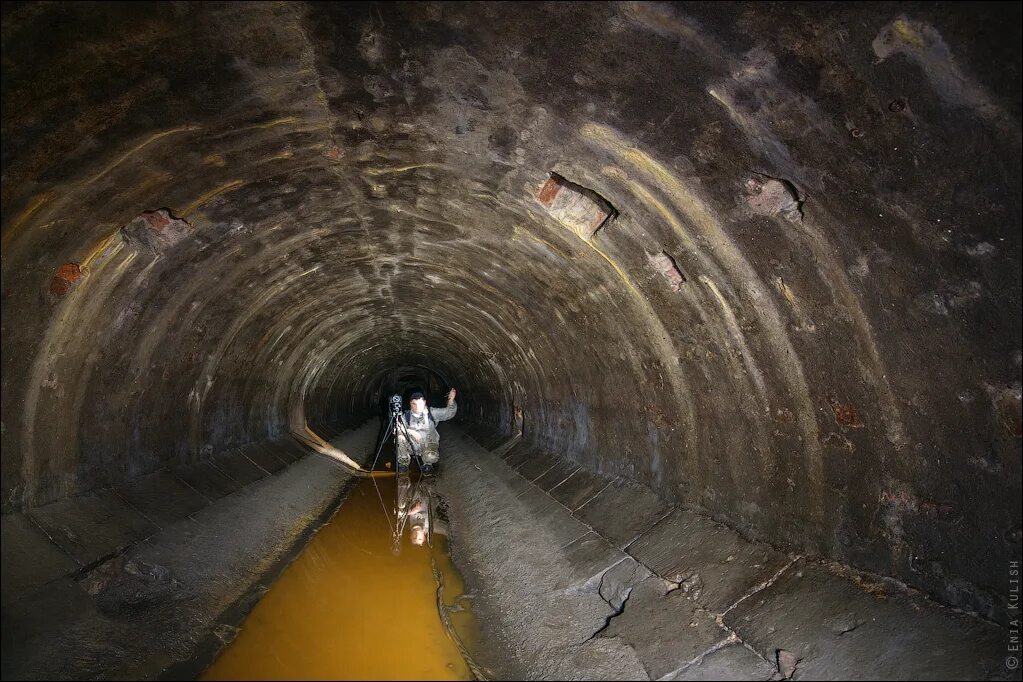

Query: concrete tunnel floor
[2,421,1013,680]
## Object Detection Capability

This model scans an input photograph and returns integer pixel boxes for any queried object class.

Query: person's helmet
[409,391,425,401]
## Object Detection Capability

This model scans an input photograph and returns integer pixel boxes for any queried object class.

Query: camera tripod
[369,400,426,473]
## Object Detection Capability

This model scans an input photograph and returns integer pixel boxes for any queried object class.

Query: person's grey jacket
[401,401,457,444]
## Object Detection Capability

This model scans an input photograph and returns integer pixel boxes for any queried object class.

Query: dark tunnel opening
[1,1,1020,679]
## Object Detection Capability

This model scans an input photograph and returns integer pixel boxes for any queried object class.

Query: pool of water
[201,472,481,681]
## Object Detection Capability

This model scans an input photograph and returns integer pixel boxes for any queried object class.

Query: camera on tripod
[389,394,402,416]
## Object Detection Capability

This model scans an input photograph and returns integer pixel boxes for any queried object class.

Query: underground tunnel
[1,1,1021,680]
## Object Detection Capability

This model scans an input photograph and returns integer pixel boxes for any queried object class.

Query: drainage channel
[200,472,482,681]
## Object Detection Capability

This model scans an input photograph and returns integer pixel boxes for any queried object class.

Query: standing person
[396,388,457,474]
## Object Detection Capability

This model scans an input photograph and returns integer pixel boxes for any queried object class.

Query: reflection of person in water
[408,488,430,546]
[393,473,432,549]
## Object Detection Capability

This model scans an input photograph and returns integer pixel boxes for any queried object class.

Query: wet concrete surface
[1,423,377,680]
[445,424,1017,681]
[2,421,1018,680]
[439,430,653,680]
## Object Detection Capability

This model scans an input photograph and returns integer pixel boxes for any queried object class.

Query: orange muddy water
[202,473,480,681]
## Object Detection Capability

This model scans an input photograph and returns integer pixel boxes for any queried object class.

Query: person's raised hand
[447,388,457,404]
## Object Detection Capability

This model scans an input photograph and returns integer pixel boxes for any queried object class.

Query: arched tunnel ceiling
[1,2,1020,621]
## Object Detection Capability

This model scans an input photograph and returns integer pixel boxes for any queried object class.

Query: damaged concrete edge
[656,633,739,681]
[1,423,370,676]
[718,554,804,618]
[6,436,313,594]
[464,429,780,677]
[463,422,1012,668]
[157,440,370,681]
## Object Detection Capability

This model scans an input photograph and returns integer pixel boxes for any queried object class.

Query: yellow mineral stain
[511,225,574,261]
[204,154,226,167]
[580,121,824,503]
[775,276,797,305]
[180,180,244,217]
[891,18,925,48]
[201,475,479,681]
[582,123,723,239]
[587,240,643,300]
[365,164,439,176]
[2,191,55,249]
[707,88,729,109]
[252,116,300,129]
[79,230,123,271]
[80,125,201,188]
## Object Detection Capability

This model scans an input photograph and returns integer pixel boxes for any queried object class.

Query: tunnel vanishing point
[1,2,1021,680]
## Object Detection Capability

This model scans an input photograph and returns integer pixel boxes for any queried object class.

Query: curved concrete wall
[2,2,1019,621]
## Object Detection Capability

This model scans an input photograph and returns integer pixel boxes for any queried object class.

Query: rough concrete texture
[551,467,614,512]
[27,491,160,567]
[600,575,727,679]
[1,513,80,602]
[723,560,1011,680]
[115,470,209,529]
[533,460,581,493]
[438,431,650,680]
[575,478,672,549]
[1,0,1020,640]
[456,426,1015,680]
[627,508,793,612]
[1,425,373,680]
[668,643,776,682]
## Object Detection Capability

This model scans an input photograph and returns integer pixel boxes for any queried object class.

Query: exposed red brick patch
[744,175,802,222]
[535,172,616,239]
[142,210,171,230]
[122,208,192,252]
[648,250,686,292]
[323,146,344,160]
[537,175,562,205]
[831,401,865,428]
[49,262,83,297]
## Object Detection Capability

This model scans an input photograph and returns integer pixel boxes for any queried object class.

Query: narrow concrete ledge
[534,459,581,492]
[116,470,208,529]
[550,466,612,512]
[27,491,161,567]
[438,431,649,680]
[1,514,80,603]
[242,441,288,474]
[516,449,558,481]
[213,448,268,485]
[175,461,244,502]
[504,441,535,469]
[1,423,375,681]
[462,424,1013,680]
